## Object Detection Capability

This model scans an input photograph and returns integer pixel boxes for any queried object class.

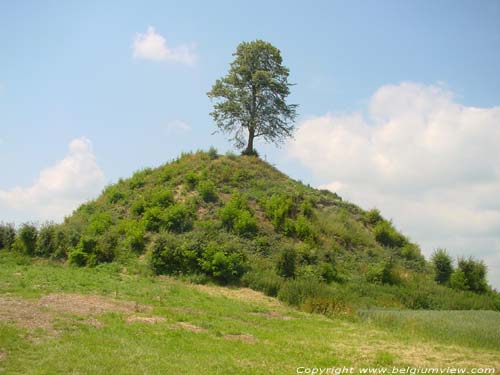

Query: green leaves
[207,40,298,153]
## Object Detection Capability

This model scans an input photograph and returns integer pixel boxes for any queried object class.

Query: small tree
[276,246,297,278]
[457,256,488,293]
[208,40,298,155]
[431,248,453,285]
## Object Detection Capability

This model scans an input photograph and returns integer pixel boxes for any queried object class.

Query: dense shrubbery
[374,221,407,248]
[0,223,16,250]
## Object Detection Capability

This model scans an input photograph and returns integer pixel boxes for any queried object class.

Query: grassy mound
[1,150,499,311]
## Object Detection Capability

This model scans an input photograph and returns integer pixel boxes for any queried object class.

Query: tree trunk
[245,127,255,154]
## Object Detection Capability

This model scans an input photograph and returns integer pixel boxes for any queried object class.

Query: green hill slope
[6,150,500,311]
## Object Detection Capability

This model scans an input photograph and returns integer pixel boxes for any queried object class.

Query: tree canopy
[207,40,298,155]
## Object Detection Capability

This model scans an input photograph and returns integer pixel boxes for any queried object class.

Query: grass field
[0,251,499,374]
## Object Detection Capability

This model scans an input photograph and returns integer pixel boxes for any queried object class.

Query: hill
[2,150,499,311]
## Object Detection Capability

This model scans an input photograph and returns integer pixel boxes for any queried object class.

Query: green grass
[359,309,500,351]
[0,251,499,374]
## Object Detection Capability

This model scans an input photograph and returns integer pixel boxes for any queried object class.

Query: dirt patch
[224,333,256,343]
[39,293,151,316]
[0,293,152,334]
[250,311,294,320]
[174,322,206,333]
[0,295,55,332]
[126,315,166,324]
[194,285,283,308]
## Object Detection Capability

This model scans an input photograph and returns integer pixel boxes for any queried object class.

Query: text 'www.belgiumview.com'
[296,367,497,374]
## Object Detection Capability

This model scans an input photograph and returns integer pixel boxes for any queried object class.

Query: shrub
[197,180,218,202]
[0,223,16,250]
[208,146,218,160]
[152,190,174,208]
[131,199,146,216]
[294,216,317,242]
[264,194,294,230]
[234,210,258,237]
[276,246,297,278]
[456,257,488,293]
[142,207,165,232]
[163,204,194,232]
[431,248,453,285]
[365,208,383,225]
[107,186,126,203]
[123,223,146,253]
[374,221,407,248]
[87,213,113,236]
[319,262,337,283]
[68,237,97,267]
[185,171,199,189]
[301,200,314,218]
[13,223,38,255]
[199,242,246,284]
[149,233,201,275]
[36,223,58,257]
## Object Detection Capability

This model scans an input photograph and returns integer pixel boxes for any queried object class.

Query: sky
[1,0,499,287]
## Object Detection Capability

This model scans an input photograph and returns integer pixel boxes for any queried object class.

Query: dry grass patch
[174,322,207,333]
[223,333,256,343]
[193,284,283,309]
[126,315,166,324]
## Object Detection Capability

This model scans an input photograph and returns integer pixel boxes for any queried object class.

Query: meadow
[0,251,498,374]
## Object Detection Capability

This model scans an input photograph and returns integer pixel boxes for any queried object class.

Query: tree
[456,256,488,293]
[207,40,298,155]
[431,248,453,285]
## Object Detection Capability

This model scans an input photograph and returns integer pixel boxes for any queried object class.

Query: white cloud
[0,137,105,222]
[132,26,196,65]
[165,119,191,133]
[288,82,500,288]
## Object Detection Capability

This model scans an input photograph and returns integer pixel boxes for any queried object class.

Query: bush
[264,194,294,230]
[185,171,199,189]
[68,237,97,267]
[294,216,317,242]
[276,246,297,278]
[107,186,126,203]
[365,208,383,225]
[149,233,201,275]
[13,223,38,255]
[234,210,258,237]
[198,180,218,202]
[431,248,453,285]
[87,213,113,236]
[152,189,174,208]
[0,223,16,250]
[36,223,58,257]
[163,204,194,232]
[199,242,246,284]
[374,221,407,248]
[456,257,488,293]
[208,146,218,160]
[142,207,165,232]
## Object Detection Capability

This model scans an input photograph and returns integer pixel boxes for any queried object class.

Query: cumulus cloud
[288,82,500,288]
[132,26,196,65]
[0,137,105,222]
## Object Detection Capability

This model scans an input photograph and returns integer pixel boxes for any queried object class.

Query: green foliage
[106,186,126,203]
[185,171,199,189]
[151,189,174,208]
[431,249,453,285]
[264,194,294,230]
[207,146,218,160]
[294,216,317,242]
[199,242,246,284]
[276,246,297,278]
[455,257,488,293]
[197,180,218,203]
[207,39,298,154]
[366,260,402,286]
[242,268,283,297]
[149,232,201,275]
[35,223,58,257]
[233,210,258,237]
[277,276,330,307]
[0,222,16,250]
[374,221,407,248]
[365,208,383,225]
[163,204,194,233]
[13,223,38,255]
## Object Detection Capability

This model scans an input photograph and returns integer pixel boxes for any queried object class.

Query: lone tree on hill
[207,40,298,155]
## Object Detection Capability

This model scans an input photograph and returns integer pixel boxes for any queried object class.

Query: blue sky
[1,0,500,287]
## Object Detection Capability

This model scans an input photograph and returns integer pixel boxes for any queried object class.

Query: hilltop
[3,150,499,311]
